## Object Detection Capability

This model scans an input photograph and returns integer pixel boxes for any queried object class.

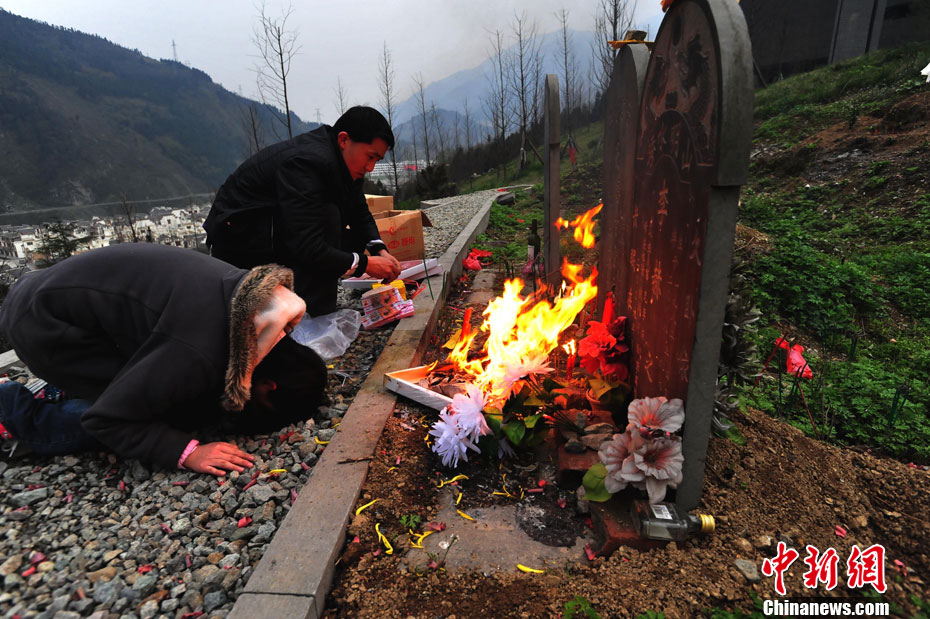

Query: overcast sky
[2,1,663,122]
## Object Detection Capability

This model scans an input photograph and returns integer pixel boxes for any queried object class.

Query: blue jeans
[0,381,100,455]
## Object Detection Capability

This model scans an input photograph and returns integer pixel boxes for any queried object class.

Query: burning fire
[556,202,602,249]
[446,204,601,406]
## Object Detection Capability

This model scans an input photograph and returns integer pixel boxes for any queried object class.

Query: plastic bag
[288,309,361,361]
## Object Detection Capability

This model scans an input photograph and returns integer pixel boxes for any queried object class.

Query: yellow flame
[556,202,602,248]
[447,203,602,406]
[562,339,576,355]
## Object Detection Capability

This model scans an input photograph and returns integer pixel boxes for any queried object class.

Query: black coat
[203,125,383,316]
[0,245,263,469]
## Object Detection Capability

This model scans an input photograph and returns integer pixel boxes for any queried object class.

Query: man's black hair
[333,106,395,149]
[243,336,329,432]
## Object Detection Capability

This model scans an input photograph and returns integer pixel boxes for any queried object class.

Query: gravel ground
[0,190,494,619]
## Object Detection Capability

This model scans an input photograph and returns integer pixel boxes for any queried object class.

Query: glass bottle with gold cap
[630,500,715,541]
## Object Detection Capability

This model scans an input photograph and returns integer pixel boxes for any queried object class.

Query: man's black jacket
[0,244,294,469]
[203,125,383,316]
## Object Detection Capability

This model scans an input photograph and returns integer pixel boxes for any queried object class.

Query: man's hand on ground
[366,251,402,281]
[185,442,255,477]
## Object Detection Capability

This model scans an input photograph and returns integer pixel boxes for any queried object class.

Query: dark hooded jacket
[0,244,293,469]
[203,125,384,316]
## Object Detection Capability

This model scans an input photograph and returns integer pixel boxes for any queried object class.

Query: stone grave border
[228,196,494,619]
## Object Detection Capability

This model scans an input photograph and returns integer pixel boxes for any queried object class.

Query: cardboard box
[372,210,432,262]
[365,194,394,214]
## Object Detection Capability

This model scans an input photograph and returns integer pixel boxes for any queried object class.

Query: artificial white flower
[497,437,516,460]
[450,383,491,444]
[429,408,479,468]
[495,353,554,400]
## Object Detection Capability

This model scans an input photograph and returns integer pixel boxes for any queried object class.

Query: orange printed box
[372,210,432,262]
[365,194,394,214]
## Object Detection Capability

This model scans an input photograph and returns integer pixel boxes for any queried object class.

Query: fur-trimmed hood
[222,264,296,411]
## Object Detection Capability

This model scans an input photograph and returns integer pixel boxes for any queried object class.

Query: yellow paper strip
[355,498,380,516]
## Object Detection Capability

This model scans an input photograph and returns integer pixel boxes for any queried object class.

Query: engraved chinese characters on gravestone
[620,0,752,510]
[599,43,650,319]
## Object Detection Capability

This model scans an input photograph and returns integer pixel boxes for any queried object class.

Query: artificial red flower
[776,338,813,379]
[578,315,629,381]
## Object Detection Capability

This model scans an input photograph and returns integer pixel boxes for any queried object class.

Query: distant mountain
[0,9,315,213]
[393,29,599,127]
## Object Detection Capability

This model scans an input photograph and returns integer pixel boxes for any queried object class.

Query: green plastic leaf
[543,377,565,392]
[502,420,526,446]
[582,462,612,502]
[523,414,542,429]
[588,376,614,399]
[524,394,547,407]
[484,411,502,435]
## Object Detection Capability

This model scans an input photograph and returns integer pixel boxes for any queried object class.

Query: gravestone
[543,74,561,291]
[603,0,753,511]
[598,43,651,320]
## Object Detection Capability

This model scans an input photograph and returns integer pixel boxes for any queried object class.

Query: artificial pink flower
[621,437,684,504]
[598,432,633,493]
[627,397,684,433]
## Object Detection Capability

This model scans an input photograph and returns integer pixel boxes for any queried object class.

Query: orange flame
[555,202,602,249]
[447,203,602,406]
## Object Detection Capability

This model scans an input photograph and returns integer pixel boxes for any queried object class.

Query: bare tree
[240,95,264,157]
[377,42,400,190]
[452,112,461,151]
[591,0,637,97]
[482,29,512,173]
[557,9,580,139]
[412,73,432,166]
[430,102,447,163]
[333,77,349,116]
[117,195,139,244]
[508,11,542,170]
[253,1,300,139]
[463,97,473,152]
